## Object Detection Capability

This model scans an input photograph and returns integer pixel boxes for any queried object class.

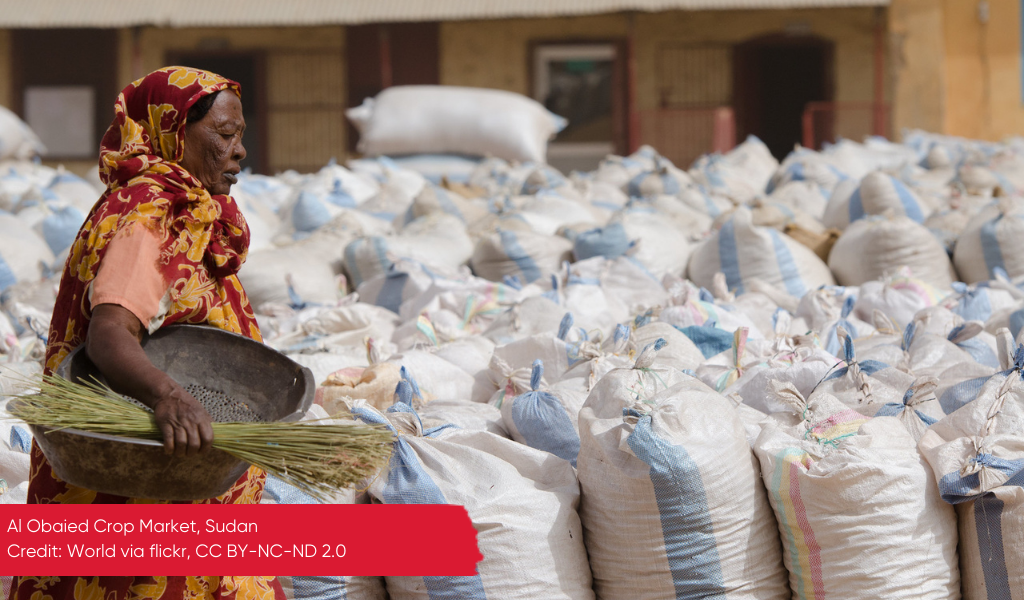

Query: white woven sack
[0,214,54,293]
[954,198,1024,283]
[768,150,849,196]
[515,194,598,236]
[632,321,704,373]
[0,105,45,160]
[753,384,960,599]
[0,396,31,490]
[488,314,588,388]
[569,256,669,316]
[471,229,572,284]
[676,186,733,218]
[386,350,476,401]
[416,398,509,438]
[688,207,835,297]
[229,186,279,252]
[347,85,566,163]
[267,451,386,600]
[432,336,497,403]
[578,368,789,600]
[822,171,928,230]
[269,302,399,355]
[483,295,567,345]
[235,245,340,309]
[828,213,955,288]
[388,213,474,271]
[403,184,490,227]
[351,398,594,600]
[767,180,829,220]
[919,372,1024,600]
[343,236,395,289]
[852,269,944,328]
[620,210,692,278]
[278,575,386,600]
[501,360,582,466]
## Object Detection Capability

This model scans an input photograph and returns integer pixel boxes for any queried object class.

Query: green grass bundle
[10,374,394,502]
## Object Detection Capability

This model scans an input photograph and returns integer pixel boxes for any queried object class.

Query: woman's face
[179,92,247,196]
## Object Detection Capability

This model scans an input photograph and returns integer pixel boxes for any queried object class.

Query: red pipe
[380,25,393,89]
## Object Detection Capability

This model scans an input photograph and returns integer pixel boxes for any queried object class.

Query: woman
[9,67,283,600]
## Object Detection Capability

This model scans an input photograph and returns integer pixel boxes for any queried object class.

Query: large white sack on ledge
[688,207,835,297]
[828,213,955,289]
[347,85,566,164]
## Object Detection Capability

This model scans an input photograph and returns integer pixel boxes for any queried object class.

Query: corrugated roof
[0,0,890,28]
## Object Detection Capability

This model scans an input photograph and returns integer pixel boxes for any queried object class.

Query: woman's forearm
[86,304,214,456]
[86,305,176,407]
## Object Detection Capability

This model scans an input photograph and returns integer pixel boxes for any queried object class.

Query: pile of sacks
[5,99,1024,598]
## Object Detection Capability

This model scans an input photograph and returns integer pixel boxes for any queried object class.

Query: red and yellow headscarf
[45,66,262,375]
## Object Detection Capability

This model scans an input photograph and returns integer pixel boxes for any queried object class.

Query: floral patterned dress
[9,66,284,600]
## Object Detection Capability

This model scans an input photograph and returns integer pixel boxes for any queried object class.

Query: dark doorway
[167,53,266,173]
[733,35,833,160]
[345,22,440,152]
[13,29,118,159]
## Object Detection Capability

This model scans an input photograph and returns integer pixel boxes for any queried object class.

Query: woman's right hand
[87,303,215,457]
[152,386,215,457]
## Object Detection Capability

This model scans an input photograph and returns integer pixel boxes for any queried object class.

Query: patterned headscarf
[44,66,261,374]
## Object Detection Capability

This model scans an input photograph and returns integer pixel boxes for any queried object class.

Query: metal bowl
[30,324,315,501]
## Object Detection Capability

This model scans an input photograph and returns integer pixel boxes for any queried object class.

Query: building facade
[0,0,1017,174]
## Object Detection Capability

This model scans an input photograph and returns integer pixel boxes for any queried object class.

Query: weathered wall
[123,26,347,172]
[888,0,946,135]
[941,0,1023,140]
[441,8,882,143]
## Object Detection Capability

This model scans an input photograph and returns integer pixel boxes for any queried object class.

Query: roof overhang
[0,0,891,28]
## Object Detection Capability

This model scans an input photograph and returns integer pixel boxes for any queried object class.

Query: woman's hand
[151,384,215,457]
[86,304,214,456]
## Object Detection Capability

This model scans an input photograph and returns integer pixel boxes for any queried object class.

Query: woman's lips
[224,173,238,184]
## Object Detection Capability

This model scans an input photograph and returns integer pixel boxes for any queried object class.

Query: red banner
[1,504,482,576]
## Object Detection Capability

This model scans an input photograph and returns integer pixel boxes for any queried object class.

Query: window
[533,43,621,171]
[13,29,118,159]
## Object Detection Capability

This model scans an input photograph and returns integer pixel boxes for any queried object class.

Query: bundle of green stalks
[10,374,394,502]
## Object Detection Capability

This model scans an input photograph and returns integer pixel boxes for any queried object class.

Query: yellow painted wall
[123,26,347,172]
[888,0,946,134]
[941,0,1024,140]
[441,8,883,142]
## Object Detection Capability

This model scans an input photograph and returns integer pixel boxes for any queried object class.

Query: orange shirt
[89,222,169,330]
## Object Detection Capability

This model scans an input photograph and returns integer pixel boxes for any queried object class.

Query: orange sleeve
[89,222,169,327]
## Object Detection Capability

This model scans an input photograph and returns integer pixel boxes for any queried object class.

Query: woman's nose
[233,137,247,162]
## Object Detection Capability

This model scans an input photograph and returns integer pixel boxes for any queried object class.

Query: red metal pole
[872,6,886,137]
[802,106,815,149]
[626,13,640,153]
[380,25,393,89]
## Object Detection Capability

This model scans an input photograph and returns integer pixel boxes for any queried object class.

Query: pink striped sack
[753,383,960,599]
